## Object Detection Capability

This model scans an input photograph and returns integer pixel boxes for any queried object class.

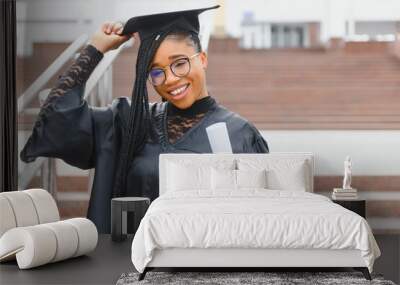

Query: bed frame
[141,248,370,280]
[138,153,372,281]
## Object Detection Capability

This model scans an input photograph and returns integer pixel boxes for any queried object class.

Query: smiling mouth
[169,84,189,97]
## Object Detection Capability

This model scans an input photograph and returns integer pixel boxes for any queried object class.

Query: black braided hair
[112,30,202,198]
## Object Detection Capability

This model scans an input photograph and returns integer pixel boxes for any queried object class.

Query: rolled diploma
[205,122,233,153]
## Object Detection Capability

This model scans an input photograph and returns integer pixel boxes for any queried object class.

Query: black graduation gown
[20,86,269,233]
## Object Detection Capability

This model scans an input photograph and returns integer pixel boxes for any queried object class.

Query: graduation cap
[121,5,220,40]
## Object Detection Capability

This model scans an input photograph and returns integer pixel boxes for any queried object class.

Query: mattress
[131,190,381,273]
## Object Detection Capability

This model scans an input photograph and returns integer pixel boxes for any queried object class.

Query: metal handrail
[84,41,131,99]
[18,157,46,190]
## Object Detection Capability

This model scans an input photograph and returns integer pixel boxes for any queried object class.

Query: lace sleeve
[41,44,104,109]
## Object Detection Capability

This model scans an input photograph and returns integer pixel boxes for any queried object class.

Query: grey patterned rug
[116,271,396,285]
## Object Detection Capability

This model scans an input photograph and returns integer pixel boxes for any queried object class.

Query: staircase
[207,38,400,130]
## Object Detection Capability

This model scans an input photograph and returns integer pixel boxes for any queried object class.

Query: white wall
[261,130,400,176]
[262,130,400,232]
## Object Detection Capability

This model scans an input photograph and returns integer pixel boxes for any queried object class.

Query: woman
[21,6,269,233]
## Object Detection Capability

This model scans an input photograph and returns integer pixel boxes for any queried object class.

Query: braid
[112,29,202,198]
[112,31,169,198]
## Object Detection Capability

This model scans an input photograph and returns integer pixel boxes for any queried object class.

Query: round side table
[111,197,150,242]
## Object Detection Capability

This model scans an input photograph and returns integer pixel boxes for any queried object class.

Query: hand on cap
[89,21,133,54]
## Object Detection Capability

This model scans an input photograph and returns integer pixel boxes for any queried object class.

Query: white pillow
[167,162,211,191]
[166,158,236,193]
[237,158,310,192]
[236,169,267,189]
[266,161,308,191]
[211,168,236,190]
[211,168,268,191]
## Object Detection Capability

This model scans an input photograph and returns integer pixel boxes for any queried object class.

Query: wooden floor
[0,234,398,284]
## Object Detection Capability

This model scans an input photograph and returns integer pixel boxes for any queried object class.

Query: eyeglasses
[148,53,200,86]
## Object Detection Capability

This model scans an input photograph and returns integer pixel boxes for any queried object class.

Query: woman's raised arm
[20,22,134,169]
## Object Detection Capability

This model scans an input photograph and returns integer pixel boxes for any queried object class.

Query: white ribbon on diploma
[206,122,233,153]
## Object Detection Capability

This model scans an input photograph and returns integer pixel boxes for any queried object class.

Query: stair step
[26,176,89,193]
[57,193,89,219]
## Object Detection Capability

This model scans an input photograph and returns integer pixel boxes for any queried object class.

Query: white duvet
[131,190,380,273]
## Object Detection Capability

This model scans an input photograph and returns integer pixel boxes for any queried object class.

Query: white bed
[131,153,380,280]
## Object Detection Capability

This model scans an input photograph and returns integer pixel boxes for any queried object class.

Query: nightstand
[111,197,150,242]
[332,199,366,218]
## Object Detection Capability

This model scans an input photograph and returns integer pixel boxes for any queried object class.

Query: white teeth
[170,85,187,96]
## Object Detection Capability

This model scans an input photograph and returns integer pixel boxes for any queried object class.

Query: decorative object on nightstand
[332,156,358,200]
[332,199,366,218]
[343,155,352,189]
[111,197,150,242]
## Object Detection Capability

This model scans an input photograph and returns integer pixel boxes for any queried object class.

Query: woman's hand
[89,22,135,54]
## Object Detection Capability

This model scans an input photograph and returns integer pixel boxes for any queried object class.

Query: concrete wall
[16,0,101,56]
[16,0,400,55]
[16,0,218,56]
[224,0,400,41]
